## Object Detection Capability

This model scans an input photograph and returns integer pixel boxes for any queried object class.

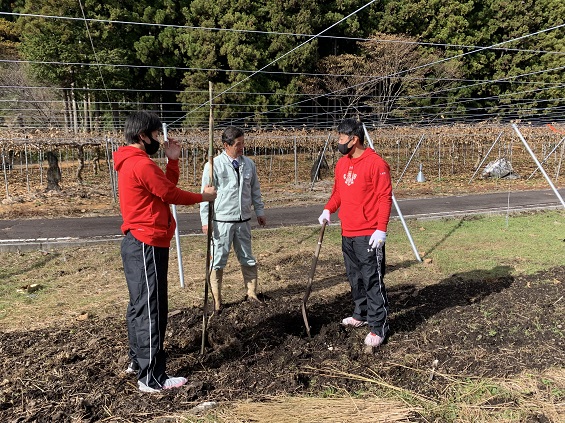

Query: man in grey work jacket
[200,126,266,313]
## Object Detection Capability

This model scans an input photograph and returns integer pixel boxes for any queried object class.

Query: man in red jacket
[318,118,393,348]
[114,111,216,393]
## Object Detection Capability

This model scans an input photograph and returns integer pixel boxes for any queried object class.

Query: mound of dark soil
[1,266,563,422]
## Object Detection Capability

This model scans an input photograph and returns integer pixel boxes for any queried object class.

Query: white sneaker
[125,361,139,375]
[364,332,384,348]
[341,317,368,327]
[138,376,188,393]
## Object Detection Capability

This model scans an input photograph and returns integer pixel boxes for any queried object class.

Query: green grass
[387,210,564,276]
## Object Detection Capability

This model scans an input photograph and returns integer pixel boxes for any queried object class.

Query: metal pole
[468,131,503,183]
[394,134,425,190]
[512,124,565,208]
[310,133,331,190]
[105,136,117,202]
[201,81,215,355]
[163,123,185,288]
[2,150,8,198]
[391,194,421,262]
[294,136,297,185]
[526,135,565,180]
[362,124,422,262]
[24,144,30,193]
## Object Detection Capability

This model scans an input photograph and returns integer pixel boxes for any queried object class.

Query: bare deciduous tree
[0,63,66,129]
[302,33,462,124]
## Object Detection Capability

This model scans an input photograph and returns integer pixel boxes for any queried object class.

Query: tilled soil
[1,266,564,422]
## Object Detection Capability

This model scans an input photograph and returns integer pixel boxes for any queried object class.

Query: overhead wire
[2,6,565,129]
[2,11,564,56]
[171,0,380,126]
[225,22,565,127]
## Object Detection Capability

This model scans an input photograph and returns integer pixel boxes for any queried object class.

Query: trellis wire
[526,135,565,180]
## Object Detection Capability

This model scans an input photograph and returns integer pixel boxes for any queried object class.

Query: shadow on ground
[1,265,563,422]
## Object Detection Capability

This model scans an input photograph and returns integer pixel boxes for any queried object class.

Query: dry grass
[213,396,419,423]
[190,367,564,423]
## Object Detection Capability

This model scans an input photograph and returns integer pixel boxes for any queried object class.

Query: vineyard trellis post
[105,135,117,202]
[437,139,441,180]
[24,144,30,193]
[39,148,44,186]
[512,124,565,209]
[362,124,422,263]
[294,136,298,185]
[2,149,8,199]
[468,131,504,184]
[526,135,565,180]
[556,140,564,180]
[394,134,425,190]
[310,133,331,190]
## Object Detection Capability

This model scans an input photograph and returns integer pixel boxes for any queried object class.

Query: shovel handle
[302,221,327,304]
[301,221,328,337]
[309,220,327,277]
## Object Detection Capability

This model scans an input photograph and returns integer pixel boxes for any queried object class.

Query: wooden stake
[201,81,215,355]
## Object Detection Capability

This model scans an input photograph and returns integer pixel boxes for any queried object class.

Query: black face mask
[142,135,160,155]
[338,140,354,155]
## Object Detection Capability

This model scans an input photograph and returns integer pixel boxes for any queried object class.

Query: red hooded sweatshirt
[325,148,392,237]
[113,146,203,247]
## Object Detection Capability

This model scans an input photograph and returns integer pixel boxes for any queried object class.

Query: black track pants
[342,235,389,338]
[121,232,169,389]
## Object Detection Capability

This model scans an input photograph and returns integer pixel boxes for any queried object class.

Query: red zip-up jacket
[325,148,392,237]
[113,146,203,247]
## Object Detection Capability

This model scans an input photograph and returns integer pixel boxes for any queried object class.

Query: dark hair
[337,118,364,145]
[123,111,162,144]
[221,126,244,146]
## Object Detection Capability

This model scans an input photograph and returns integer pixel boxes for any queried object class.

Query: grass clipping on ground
[208,368,564,423]
[215,396,418,422]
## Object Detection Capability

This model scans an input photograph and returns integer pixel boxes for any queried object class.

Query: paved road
[1,189,563,251]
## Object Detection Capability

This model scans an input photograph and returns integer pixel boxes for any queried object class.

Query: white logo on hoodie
[343,167,357,186]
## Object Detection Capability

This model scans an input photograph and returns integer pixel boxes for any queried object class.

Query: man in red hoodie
[113,111,216,393]
[318,118,393,348]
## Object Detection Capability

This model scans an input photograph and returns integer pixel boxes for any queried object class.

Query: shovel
[301,220,327,338]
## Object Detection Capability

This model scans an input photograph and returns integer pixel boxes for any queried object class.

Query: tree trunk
[46,151,62,192]
[92,146,100,175]
[76,145,84,185]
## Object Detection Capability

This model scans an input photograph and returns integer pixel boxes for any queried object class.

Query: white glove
[318,209,331,225]
[369,230,386,249]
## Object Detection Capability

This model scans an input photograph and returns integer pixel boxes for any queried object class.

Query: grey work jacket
[200,152,265,225]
